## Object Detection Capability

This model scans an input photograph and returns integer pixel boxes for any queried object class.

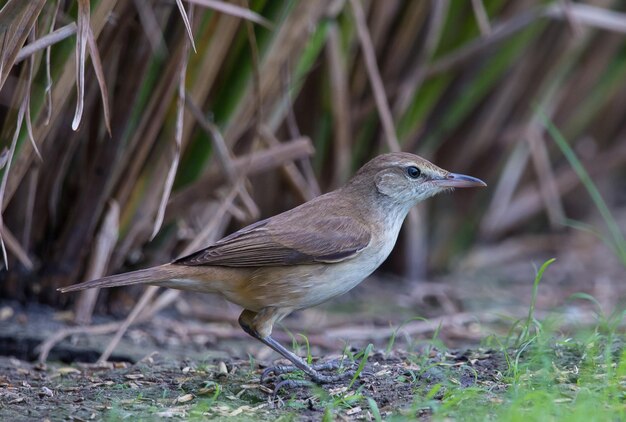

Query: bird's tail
[58,265,175,293]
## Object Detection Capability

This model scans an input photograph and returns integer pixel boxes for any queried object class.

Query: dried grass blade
[223,1,330,145]
[86,23,111,136]
[150,25,190,240]
[15,23,76,64]
[74,201,120,324]
[0,224,34,270]
[98,286,159,363]
[326,23,351,186]
[350,0,427,276]
[132,0,167,55]
[349,0,400,152]
[38,322,120,363]
[183,0,272,29]
[0,37,6,80]
[186,97,235,179]
[244,4,262,136]
[185,97,259,219]
[21,168,38,249]
[24,29,42,161]
[166,137,315,219]
[393,0,449,117]
[182,182,239,254]
[480,143,529,237]
[72,0,90,131]
[175,0,197,53]
[427,7,542,76]
[259,127,317,202]
[0,149,8,169]
[44,2,61,125]
[546,2,626,34]
[527,127,565,227]
[471,0,491,35]
[136,186,239,330]
[0,0,31,26]
[558,0,583,36]
[3,0,118,210]
[482,141,626,237]
[0,0,46,90]
[542,113,626,262]
[0,98,25,269]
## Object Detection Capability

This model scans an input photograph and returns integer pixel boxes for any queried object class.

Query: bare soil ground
[0,345,509,420]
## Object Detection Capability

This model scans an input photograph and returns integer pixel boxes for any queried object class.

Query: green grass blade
[541,111,626,266]
[348,343,373,390]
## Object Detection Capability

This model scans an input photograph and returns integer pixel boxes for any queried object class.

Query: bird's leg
[257,336,356,384]
[238,309,355,385]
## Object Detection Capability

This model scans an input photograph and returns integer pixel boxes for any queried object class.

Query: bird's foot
[261,358,355,385]
[262,359,359,406]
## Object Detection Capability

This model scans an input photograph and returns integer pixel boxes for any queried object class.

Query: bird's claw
[260,358,375,408]
[272,378,314,396]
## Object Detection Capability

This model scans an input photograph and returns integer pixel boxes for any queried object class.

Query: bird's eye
[407,166,421,179]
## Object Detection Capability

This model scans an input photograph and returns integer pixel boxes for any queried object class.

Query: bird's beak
[432,172,487,188]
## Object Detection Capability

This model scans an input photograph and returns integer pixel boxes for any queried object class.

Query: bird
[59,152,486,384]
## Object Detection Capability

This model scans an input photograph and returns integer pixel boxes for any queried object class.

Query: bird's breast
[279,218,403,310]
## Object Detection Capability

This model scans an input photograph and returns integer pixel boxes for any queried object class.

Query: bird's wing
[174,214,371,267]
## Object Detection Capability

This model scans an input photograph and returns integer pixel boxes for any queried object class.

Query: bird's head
[347,152,486,209]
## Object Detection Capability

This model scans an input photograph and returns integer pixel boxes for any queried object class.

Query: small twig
[98,286,160,363]
[38,322,120,363]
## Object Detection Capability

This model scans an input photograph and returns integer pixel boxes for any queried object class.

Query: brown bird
[60,152,485,384]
